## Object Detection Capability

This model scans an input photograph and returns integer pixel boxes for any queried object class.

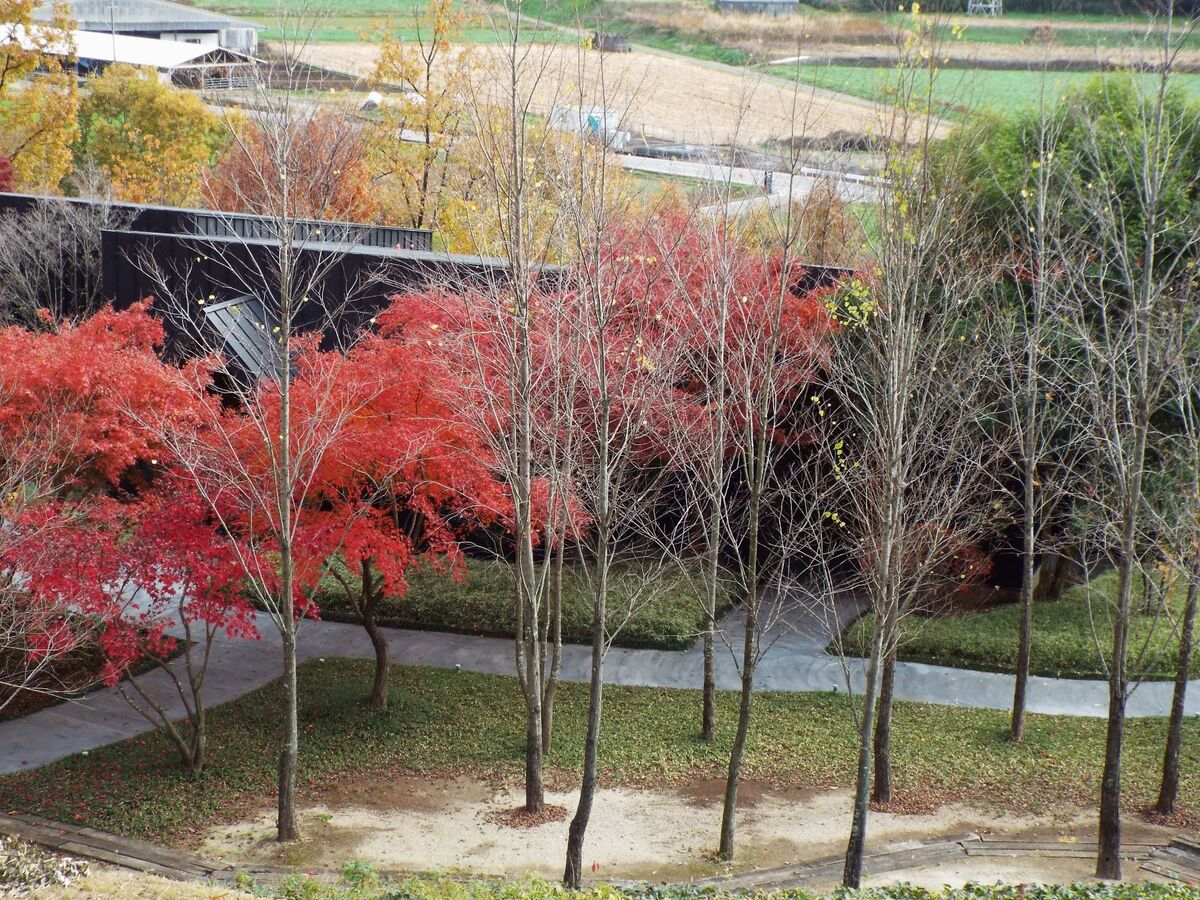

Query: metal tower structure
[966,0,1002,15]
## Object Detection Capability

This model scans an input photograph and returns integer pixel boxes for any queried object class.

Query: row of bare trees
[7,0,1192,887]
[852,1,1200,884]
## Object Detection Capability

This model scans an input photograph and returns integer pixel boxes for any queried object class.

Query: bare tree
[553,41,692,884]
[1052,4,1200,875]
[450,3,572,812]
[129,0,392,841]
[0,190,131,327]
[806,17,1006,882]
[1152,388,1200,817]
[990,91,1083,743]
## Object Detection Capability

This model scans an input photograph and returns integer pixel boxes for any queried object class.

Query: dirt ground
[198,775,1177,886]
[36,868,257,899]
[301,42,914,146]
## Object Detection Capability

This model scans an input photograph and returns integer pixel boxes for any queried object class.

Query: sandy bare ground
[302,42,909,146]
[37,869,259,899]
[198,776,1175,886]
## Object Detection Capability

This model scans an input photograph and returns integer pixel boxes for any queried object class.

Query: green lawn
[314,557,729,651]
[776,64,1200,117]
[944,24,1200,50]
[629,171,763,202]
[0,659,1194,845]
[843,570,1200,681]
[190,0,558,43]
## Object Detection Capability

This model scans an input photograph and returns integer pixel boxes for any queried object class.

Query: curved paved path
[0,591,1195,774]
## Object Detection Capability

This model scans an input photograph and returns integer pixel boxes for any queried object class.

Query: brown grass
[301,42,933,147]
[622,5,896,58]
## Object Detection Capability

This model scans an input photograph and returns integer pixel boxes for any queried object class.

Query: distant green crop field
[938,23,1200,50]
[778,64,1200,116]
[190,0,559,43]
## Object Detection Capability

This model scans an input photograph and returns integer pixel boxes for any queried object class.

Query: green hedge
[843,570,1199,680]
[313,557,731,651]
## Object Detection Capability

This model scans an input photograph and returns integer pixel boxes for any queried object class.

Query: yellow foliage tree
[0,0,80,191]
[448,114,635,261]
[76,64,226,205]
[366,0,475,238]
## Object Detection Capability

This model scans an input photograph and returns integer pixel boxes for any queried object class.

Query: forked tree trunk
[541,526,566,754]
[518,546,545,813]
[844,609,886,888]
[564,553,607,888]
[517,529,545,813]
[1155,573,1196,815]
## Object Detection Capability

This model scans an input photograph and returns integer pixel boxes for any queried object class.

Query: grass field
[942,24,1200,50]
[313,557,730,651]
[0,659,1194,844]
[629,171,762,201]
[775,64,1200,116]
[190,0,559,43]
[843,570,1200,681]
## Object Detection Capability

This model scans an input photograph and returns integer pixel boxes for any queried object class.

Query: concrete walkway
[616,154,882,216]
[0,591,1196,774]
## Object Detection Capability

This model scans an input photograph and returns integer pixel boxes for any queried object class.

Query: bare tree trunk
[717,588,755,861]
[701,606,717,742]
[542,523,565,754]
[563,553,606,888]
[1155,574,1196,814]
[1097,680,1126,879]
[871,643,896,805]
[277,624,299,842]
[844,612,885,888]
[1097,509,1138,878]
[1012,508,1037,741]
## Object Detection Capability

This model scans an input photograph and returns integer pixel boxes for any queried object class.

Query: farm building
[33,0,262,53]
[22,27,258,88]
[715,0,799,15]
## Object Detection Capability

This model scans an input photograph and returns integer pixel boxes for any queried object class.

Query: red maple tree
[0,304,202,713]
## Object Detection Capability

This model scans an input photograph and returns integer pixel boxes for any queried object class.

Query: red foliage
[0,305,203,692]
[0,302,198,488]
[202,113,379,223]
[97,477,257,684]
[311,325,509,601]
[377,205,835,551]
[0,157,12,192]
[637,208,836,464]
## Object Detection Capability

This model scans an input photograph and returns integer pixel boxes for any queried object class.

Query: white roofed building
[13,25,258,88]
[33,0,262,53]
